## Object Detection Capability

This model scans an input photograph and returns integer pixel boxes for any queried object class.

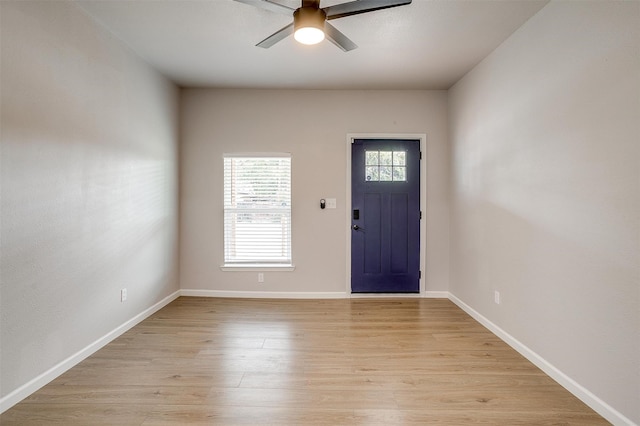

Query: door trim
[345,133,427,297]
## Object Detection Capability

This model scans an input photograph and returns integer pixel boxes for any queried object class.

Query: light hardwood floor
[1,297,608,425]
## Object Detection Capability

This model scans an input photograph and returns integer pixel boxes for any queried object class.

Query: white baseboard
[181,289,450,299]
[180,289,348,299]
[0,290,181,414]
[448,293,635,426]
[424,291,449,298]
[350,293,423,298]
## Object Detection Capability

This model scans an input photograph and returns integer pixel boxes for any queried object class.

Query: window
[365,150,406,182]
[223,154,292,267]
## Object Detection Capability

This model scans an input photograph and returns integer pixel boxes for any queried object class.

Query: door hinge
[419,270,422,279]
[420,151,422,160]
[420,211,422,220]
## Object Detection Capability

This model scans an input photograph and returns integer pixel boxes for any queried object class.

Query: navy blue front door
[351,139,420,293]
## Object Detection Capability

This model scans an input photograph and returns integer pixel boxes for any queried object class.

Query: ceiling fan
[234,0,412,52]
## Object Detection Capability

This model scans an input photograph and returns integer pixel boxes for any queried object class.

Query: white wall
[448,1,639,424]
[0,1,180,406]
[180,89,449,295]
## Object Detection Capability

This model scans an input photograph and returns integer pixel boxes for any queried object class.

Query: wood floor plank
[1,297,608,425]
[0,403,148,425]
[21,385,213,406]
[140,405,362,426]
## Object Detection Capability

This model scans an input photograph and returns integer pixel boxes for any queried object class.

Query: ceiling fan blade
[234,0,294,15]
[256,22,295,48]
[324,0,411,20]
[324,22,358,52]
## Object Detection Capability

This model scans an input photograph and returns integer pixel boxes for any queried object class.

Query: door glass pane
[379,151,392,166]
[393,151,406,166]
[365,166,378,181]
[393,166,406,181]
[379,166,393,181]
[366,151,379,166]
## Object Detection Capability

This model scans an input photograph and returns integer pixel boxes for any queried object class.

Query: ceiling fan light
[294,27,325,45]
[293,7,326,45]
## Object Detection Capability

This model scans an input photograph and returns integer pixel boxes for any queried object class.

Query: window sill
[220,264,296,272]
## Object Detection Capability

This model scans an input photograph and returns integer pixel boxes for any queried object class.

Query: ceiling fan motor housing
[294,7,327,33]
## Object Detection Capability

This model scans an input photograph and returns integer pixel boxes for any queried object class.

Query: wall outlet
[494,290,501,305]
[258,273,264,283]
[121,288,127,302]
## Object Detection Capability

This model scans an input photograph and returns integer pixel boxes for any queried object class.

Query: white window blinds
[223,154,292,266]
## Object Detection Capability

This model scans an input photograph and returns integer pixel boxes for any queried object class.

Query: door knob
[352,225,360,231]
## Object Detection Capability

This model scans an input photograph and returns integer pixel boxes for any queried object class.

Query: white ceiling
[75,0,548,89]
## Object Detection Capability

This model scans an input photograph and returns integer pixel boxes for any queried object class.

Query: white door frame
[345,133,427,297]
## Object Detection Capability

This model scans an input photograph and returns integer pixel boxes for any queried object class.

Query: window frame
[221,153,295,271]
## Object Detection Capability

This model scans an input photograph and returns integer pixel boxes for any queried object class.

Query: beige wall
[0,1,180,403]
[180,89,449,295]
[448,1,639,423]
